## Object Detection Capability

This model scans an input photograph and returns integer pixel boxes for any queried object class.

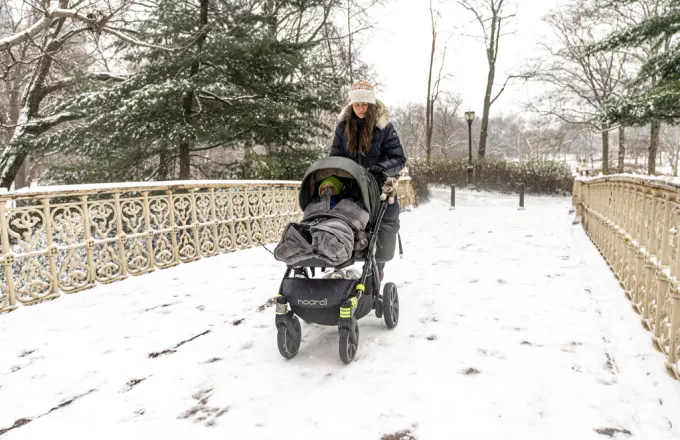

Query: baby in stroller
[273,173,369,267]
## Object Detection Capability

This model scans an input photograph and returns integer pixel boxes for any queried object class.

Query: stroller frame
[274,167,400,364]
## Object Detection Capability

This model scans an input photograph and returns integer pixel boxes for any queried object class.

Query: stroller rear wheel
[338,320,359,364]
[277,315,301,359]
[383,282,399,329]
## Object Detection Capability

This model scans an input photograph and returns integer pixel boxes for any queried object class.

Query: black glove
[367,165,388,188]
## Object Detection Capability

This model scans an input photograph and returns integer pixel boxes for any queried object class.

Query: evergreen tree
[39,0,345,183]
[592,0,680,125]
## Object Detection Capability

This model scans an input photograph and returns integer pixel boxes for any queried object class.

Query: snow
[577,172,680,190]
[2,188,680,440]
[4,179,303,198]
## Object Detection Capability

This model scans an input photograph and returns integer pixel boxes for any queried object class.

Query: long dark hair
[345,104,377,155]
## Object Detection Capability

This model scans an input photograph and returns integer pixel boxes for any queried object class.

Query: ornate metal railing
[0,180,303,313]
[573,175,680,379]
[0,176,417,314]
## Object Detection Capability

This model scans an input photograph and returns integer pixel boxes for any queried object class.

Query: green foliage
[592,1,680,125]
[409,156,575,194]
[229,148,326,181]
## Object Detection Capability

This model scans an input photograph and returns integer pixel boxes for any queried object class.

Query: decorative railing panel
[573,175,680,380]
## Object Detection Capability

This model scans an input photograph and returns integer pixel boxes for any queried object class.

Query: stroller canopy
[299,156,381,223]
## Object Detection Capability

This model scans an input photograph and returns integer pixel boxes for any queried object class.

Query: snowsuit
[273,191,370,266]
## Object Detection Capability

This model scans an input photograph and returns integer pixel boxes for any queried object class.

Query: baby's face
[320,183,337,195]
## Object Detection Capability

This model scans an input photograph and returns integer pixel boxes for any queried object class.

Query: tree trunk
[602,126,609,175]
[347,0,353,82]
[425,1,437,165]
[618,126,625,174]
[649,119,660,175]
[0,7,68,189]
[177,0,209,181]
[179,142,191,179]
[478,64,495,158]
[158,144,170,180]
[13,155,33,189]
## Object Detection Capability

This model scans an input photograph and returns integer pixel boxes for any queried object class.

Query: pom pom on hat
[349,80,376,104]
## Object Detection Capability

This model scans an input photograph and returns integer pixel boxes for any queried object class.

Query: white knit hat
[348,80,376,104]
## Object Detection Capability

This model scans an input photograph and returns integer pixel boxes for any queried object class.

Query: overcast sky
[357,0,563,117]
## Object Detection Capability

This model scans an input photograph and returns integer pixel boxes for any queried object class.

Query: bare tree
[528,1,630,174]
[433,93,463,157]
[342,0,385,83]
[456,0,524,157]
[661,125,680,177]
[0,0,161,189]
[425,0,449,164]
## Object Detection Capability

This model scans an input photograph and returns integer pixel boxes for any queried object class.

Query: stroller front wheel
[338,320,359,364]
[277,315,302,359]
[383,282,399,329]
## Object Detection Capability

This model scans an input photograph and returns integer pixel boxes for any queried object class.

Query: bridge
[1,178,679,439]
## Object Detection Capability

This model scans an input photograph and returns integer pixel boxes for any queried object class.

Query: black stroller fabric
[280,277,375,325]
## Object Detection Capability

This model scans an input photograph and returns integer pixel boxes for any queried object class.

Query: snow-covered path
[2,188,680,440]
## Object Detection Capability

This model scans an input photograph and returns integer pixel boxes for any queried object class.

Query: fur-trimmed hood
[337,99,391,130]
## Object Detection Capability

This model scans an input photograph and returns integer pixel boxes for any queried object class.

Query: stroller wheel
[339,321,359,364]
[277,315,301,359]
[383,282,399,329]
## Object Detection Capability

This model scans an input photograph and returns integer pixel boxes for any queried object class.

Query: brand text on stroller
[297,299,328,306]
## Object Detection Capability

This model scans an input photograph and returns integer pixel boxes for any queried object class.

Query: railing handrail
[576,173,680,191]
[1,179,303,201]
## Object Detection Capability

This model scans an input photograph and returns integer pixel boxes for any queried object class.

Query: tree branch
[197,91,258,104]
[0,7,173,52]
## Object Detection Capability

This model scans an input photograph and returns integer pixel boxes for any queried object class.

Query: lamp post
[464,110,475,185]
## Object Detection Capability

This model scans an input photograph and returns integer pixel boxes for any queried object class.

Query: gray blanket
[273,193,370,266]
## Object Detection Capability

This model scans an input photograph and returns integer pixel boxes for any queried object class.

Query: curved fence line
[573,174,680,379]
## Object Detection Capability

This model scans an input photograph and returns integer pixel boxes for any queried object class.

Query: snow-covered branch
[39,72,130,97]
[0,7,172,53]
[0,8,85,51]
[197,91,258,105]
[2,112,78,134]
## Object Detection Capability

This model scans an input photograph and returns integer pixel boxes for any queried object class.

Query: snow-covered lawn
[1,188,679,440]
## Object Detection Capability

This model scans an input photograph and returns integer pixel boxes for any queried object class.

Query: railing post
[142,191,155,271]
[209,188,219,255]
[667,291,680,378]
[80,195,95,288]
[642,189,662,326]
[113,193,128,278]
[0,201,17,310]
[166,190,179,264]
[42,198,59,296]
[518,183,525,211]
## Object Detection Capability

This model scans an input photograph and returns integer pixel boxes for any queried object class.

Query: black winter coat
[329,102,406,181]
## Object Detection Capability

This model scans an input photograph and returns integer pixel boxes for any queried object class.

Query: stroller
[273,156,402,364]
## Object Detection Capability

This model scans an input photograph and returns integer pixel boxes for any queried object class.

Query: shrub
[408,156,574,195]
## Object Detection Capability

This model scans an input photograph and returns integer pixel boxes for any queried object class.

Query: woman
[330,80,406,279]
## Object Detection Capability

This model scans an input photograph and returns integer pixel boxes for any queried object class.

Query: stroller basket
[280,277,374,326]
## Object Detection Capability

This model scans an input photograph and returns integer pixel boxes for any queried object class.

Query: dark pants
[377,195,400,273]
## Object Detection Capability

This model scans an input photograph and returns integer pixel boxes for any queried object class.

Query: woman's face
[352,102,368,119]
